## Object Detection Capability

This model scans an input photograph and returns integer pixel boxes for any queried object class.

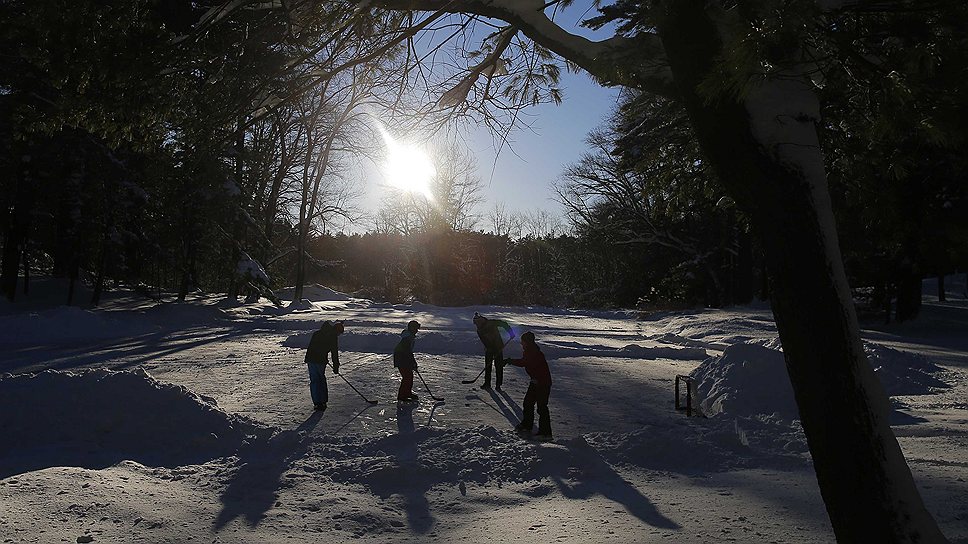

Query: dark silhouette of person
[305,320,344,410]
[472,312,514,390]
[505,331,553,439]
[393,320,420,401]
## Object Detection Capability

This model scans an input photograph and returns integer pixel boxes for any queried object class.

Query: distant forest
[2,1,966,322]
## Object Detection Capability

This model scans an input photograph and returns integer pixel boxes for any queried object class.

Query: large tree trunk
[21,240,30,296]
[1,153,32,302]
[91,234,108,307]
[293,237,306,303]
[734,229,754,305]
[659,3,945,542]
[896,264,922,322]
[227,123,247,301]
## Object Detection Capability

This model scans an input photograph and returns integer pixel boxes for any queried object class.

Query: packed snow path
[1,283,966,543]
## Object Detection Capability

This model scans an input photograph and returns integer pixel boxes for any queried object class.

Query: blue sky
[463,2,622,220]
[465,72,620,219]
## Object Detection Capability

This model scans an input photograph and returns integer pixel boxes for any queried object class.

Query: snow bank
[141,300,231,325]
[0,306,157,344]
[691,339,794,419]
[690,339,949,419]
[276,284,354,302]
[0,277,94,315]
[539,341,707,361]
[864,342,949,396]
[0,369,270,477]
[641,307,778,347]
[0,300,236,345]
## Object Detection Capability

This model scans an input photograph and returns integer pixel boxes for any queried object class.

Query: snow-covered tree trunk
[659,5,945,541]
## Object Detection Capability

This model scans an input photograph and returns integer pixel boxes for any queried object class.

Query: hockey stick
[415,368,444,401]
[462,336,514,384]
[336,372,378,404]
[460,367,486,385]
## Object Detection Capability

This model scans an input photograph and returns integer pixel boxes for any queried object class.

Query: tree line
[2,1,964,322]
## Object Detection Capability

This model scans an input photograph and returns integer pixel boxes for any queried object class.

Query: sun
[380,129,436,200]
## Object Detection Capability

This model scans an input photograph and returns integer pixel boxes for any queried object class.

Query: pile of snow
[142,300,231,325]
[864,342,949,396]
[0,369,270,476]
[690,338,949,420]
[0,306,157,344]
[540,341,706,361]
[640,306,778,347]
[691,339,794,419]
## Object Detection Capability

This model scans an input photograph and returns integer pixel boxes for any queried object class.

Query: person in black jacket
[393,320,420,401]
[305,320,344,410]
[472,312,514,390]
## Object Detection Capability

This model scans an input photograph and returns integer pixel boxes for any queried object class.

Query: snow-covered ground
[1,278,966,543]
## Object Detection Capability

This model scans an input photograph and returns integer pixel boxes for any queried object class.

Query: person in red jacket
[504,331,553,439]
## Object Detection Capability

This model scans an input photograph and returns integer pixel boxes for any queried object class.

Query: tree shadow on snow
[536,441,681,531]
[2,327,250,374]
[213,411,324,530]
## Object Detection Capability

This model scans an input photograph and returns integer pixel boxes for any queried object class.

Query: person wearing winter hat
[504,331,553,440]
[393,320,421,401]
[305,320,345,411]
[472,312,515,390]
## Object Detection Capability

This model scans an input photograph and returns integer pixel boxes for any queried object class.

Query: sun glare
[379,128,436,200]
